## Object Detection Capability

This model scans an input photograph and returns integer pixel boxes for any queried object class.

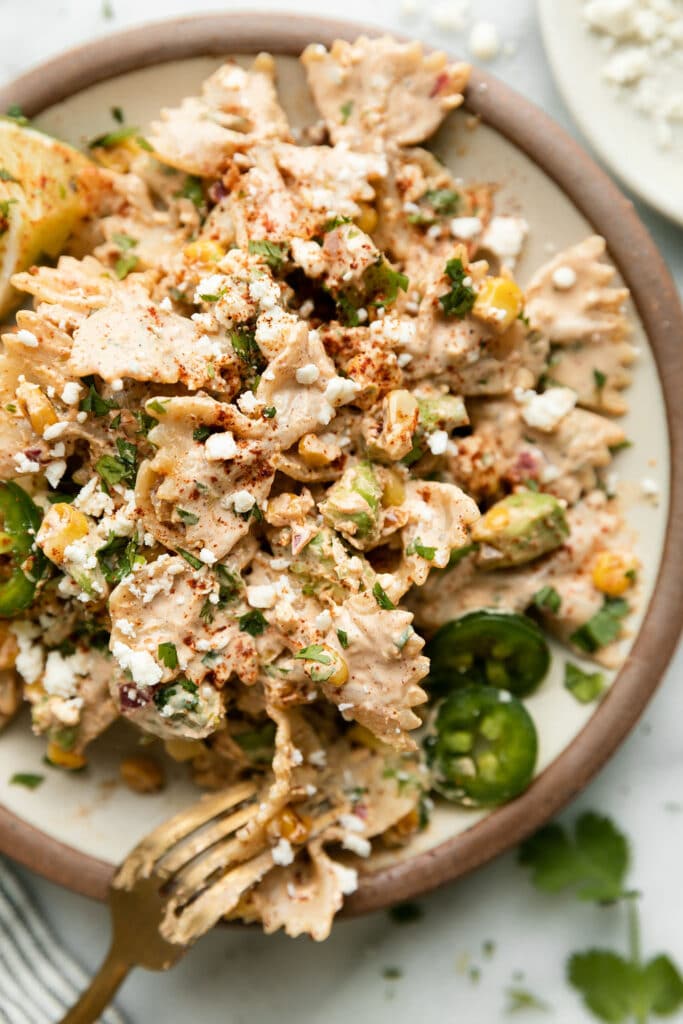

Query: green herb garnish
[158,642,179,669]
[564,662,605,704]
[438,257,476,318]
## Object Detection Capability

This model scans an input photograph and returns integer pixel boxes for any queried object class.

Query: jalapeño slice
[426,609,550,698]
[426,686,538,807]
[0,481,45,616]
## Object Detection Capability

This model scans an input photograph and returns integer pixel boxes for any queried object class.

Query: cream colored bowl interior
[0,56,669,869]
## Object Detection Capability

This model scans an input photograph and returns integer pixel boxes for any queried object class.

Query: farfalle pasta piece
[302,36,470,150]
[136,395,274,559]
[525,235,630,345]
[149,56,291,176]
[68,285,243,394]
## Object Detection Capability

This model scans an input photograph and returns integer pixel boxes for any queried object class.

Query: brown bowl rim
[1,11,682,916]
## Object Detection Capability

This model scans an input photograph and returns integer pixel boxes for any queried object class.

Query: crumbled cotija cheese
[516,387,577,431]
[583,0,683,150]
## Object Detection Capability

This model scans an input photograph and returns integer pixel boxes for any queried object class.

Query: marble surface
[2,1,683,1021]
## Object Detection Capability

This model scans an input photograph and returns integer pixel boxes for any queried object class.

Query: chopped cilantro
[438,257,476,318]
[135,135,154,152]
[114,253,139,279]
[364,259,409,307]
[406,538,436,560]
[373,581,395,610]
[336,629,349,649]
[97,533,142,583]
[231,328,266,381]
[89,125,138,149]
[422,188,460,217]
[564,662,605,704]
[239,610,268,636]
[263,406,276,419]
[388,902,423,925]
[158,642,178,669]
[594,368,607,391]
[532,585,561,614]
[336,291,361,327]
[176,175,204,208]
[248,239,288,271]
[295,644,332,664]
[112,232,137,251]
[193,425,212,442]
[570,597,629,654]
[10,773,44,790]
[177,507,199,526]
[382,967,403,980]
[322,214,352,233]
[505,988,550,1014]
[177,548,203,570]
[102,0,114,18]
[96,454,130,490]
[147,399,168,416]
[0,168,17,182]
[5,104,29,126]
[153,678,198,715]
[340,100,354,124]
[78,377,118,417]
[111,105,125,124]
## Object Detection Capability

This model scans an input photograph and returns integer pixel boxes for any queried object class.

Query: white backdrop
[2,1,683,1021]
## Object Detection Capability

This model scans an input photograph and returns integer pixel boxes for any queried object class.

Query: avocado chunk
[472,491,569,569]
[319,460,382,548]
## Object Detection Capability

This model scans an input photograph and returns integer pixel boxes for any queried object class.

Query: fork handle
[59,946,131,1024]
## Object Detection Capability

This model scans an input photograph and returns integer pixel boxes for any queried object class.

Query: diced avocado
[289,528,374,601]
[320,461,383,548]
[472,491,569,569]
[417,394,468,432]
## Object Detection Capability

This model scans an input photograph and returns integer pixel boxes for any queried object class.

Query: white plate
[0,54,670,876]
[538,0,683,226]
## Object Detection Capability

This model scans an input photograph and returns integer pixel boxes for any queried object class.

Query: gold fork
[60,780,337,1024]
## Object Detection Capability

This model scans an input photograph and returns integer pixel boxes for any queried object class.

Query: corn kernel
[301,643,349,687]
[183,239,225,265]
[16,382,58,435]
[272,806,312,844]
[36,504,90,565]
[356,203,378,235]
[592,550,638,597]
[482,505,510,531]
[120,755,165,793]
[164,737,205,762]
[473,276,524,333]
[46,742,86,771]
[347,724,390,752]
[297,432,340,468]
[381,468,406,508]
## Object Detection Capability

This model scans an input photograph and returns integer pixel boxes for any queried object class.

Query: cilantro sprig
[438,257,476,318]
[520,813,683,1022]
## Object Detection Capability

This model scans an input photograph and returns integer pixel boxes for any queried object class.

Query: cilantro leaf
[565,662,606,704]
[5,104,29,126]
[79,377,118,417]
[158,642,178,669]
[231,328,266,380]
[438,257,476,318]
[248,239,288,271]
[239,610,268,636]
[568,951,637,1023]
[571,598,629,653]
[295,644,332,664]
[193,425,212,442]
[519,813,629,903]
[10,772,44,790]
[533,585,561,614]
[89,125,139,149]
[337,628,349,649]
[175,175,204,208]
[406,538,437,560]
[373,581,396,610]
[594,369,607,391]
[505,987,550,1014]
[177,507,199,526]
[114,253,139,279]
[422,188,460,216]
[177,548,203,570]
[0,168,17,182]
[96,533,142,583]
[112,232,137,251]
[363,259,409,307]
[340,100,354,124]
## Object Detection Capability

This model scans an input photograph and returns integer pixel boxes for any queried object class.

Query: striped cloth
[0,858,125,1024]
